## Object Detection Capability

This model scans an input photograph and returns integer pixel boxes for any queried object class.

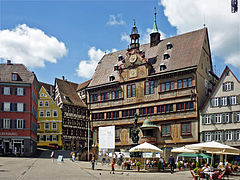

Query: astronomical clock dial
[129,54,137,64]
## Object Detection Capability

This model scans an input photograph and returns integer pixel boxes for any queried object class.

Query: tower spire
[129,19,140,50]
[152,7,158,33]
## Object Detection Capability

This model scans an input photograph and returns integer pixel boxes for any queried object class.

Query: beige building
[200,66,240,148]
[87,16,218,157]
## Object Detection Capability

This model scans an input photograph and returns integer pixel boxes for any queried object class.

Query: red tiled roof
[77,79,91,91]
[0,63,35,84]
[55,78,86,107]
[89,28,207,87]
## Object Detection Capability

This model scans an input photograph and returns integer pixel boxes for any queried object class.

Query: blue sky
[0,0,239,84]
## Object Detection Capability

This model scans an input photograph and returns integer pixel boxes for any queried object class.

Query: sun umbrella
[129,142,163,153]
[185,141,240,154]
[171,146,198,153]
[177,153,211,158]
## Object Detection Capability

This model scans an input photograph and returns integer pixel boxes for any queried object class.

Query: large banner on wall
[99,126,115,149]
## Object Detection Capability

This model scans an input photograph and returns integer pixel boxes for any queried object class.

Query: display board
[99,126,115,149]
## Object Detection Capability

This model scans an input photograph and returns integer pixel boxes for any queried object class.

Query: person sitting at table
[224,163,233,176]
[202,163,211,180]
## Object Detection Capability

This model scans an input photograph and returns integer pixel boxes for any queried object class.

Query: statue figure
[131,113,139,144]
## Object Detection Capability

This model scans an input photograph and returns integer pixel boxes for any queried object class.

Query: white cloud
[76,47,117,78]
[107,14,125,26]
[121,28,166,45]
[121,32,131,43]
[160,0,240,69]
[0,24,67,68]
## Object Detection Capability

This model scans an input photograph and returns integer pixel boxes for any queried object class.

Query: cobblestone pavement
[0,157,238,180]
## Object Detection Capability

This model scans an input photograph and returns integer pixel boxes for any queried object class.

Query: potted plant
[157,160,162,172]
[177,161,182,171]
[136,161,141,172]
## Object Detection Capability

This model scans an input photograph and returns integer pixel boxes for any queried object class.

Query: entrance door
[4,142,10,154]
[14,143,22,156]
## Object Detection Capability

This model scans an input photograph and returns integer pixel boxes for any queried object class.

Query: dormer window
[12,73,18,81]
[64,96,72,103]
[109,75,115,82]
[118,55,123,61]
[163,52,170,60]
[160,64,167,71]
[166,42,173,50]
[114,64,118,71]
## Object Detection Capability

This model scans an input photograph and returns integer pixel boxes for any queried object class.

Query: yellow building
[37,86,62,149]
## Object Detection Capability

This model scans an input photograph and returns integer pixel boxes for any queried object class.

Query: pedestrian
[72,152,75,162]
[168,155,175,174]
[111,161,115,174]
[91,157,95,170]
[51,151,55,162]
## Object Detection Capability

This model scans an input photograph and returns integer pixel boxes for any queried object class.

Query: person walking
[72,152,75,162]
[51,151,55,162]
[91,157,95,170]
[168,155,175,174]
[111,161,115,174]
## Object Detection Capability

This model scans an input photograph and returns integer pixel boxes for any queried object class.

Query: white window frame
[52,122,57,130]
[225,82,232,91]
[52,110,58,117]
[216,114,221,123]
[40,93,46,97]
[39,101,43,107]
[16,88,24,96]
[205,115,211,124]
[236,130,240,140]
[237,112,240,122]
[16,119,24,129]
[46,135,51,141]
[12,74,17,81]
[44,122,49,130]
[212,98,218,107]
[17,103,24,112]
[52,135,57,141]
[226,113,230,123]
[225,131,232,140]
[3,119,11,129]
[221,97,227,106]
[215,131,222,141]
[205,132,211,142]
[231,96,237,105]
[3,102,11,111]
[46,110,51,117]
[44,101,49,107]
[39,110,44,117]
[3,87,11,95]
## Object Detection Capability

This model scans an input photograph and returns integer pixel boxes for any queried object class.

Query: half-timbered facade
[55,77,89,151]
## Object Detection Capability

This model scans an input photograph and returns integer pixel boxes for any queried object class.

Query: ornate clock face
[129,54,137,63]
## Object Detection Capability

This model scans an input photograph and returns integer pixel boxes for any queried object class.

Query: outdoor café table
[204,171,216,179]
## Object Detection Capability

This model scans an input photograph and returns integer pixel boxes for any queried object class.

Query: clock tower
[129,19,140,50]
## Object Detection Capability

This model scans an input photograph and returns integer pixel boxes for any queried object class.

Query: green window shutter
[10,88,13,95]
[227,97,230,106]
[10,119,12,128]
[202,115,205,125]
[222,114,226,124]
[10,103,13,112]
[229,113,233,123]
[210,99,213,107]
[56,135,59,141]
[231,82,234,90]
[233,130,237,140]
[14,103,17,112]
[0,119,2,129]
[202,132,205,142]
[222,131,225,142]
[223,83,226,91]
[50,135,52,141]
[211,132,215,141]
[211,115,215,124]
[218,97,221,106]
[15,88,17,95]
[23,120,26,129]
[14,120,17,128]
[43,135,46,141]
[23,88,26,96]
[234,112,237,122]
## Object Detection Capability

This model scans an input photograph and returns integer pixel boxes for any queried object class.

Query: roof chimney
[62,76,65,80]
[7,60,11,65]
